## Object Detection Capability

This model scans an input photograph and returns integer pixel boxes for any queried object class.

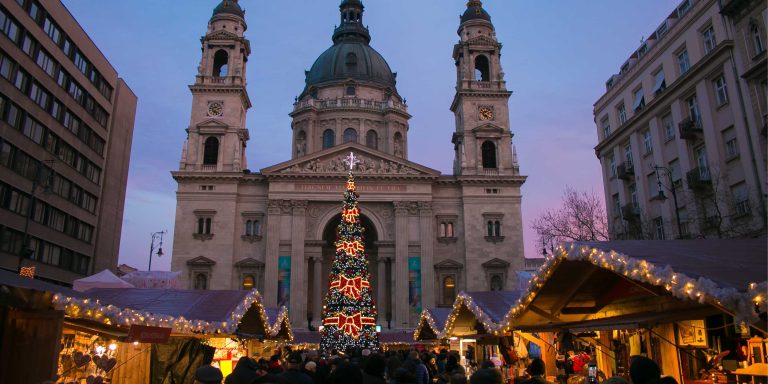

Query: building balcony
[679,118,702,140]
[195,75,245,87]
[686,167,711,191]
[617,162,635,181]
[201,164,217,172]
[621,203,640,219]
[481,168,499,176]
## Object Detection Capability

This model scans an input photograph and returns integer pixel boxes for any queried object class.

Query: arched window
[366,130,378,149]
[245,220,253,236]
[197,218,204,234]
[322,129,335,149]
[205,218,212,234]
[343,128,358,143]
[253,220,260,235]
[490,275,503,291]
[443,276,456,305]
[194,273,208,290]
[296,130,306,156]
[203,137,219,165]
[487,221,494,237]
[494,221,501,237]
[213,49,229,77]
[242,275,255,290]
[393,132,403,156]
[474,55,490,81]
[481,141,497,169]
[346,86,356,96]
[753,24,765,54]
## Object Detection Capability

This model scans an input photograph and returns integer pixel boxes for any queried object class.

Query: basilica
[170,0,527,329]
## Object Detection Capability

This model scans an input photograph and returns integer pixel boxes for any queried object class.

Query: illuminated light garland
[52,289,293,340]
[323,312,376,338]
[413,309,444,341]
[336,240,365,257]
[342,207,360,223]
[19,266,35,278]
[416,242,766,341]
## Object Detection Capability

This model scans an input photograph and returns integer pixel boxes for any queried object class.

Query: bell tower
[450,0,519,176]
[180,0,251,172]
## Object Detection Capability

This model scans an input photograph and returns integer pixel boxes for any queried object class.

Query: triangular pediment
[196,118,229,129]
[481,258,510,268]
[434,260,464,270]
[234,258,264,268]
[466,35,500,47]
[471,123,505,134]
[261,143,441,177]
[187,256,216,266]
[204,30,239,41]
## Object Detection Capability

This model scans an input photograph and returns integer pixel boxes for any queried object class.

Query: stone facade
[171,0,526,329]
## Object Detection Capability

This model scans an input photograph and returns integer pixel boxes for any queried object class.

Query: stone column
[313,256,323,327]
[377,257,387,324]
[393,201,409,329]
[419,202,435,310]
[290,200,308,327]
[264,200,282,307]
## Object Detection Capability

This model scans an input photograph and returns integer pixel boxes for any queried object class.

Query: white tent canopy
[73,269,134,292]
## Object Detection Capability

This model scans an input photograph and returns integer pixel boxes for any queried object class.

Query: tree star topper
[345,152,360,171]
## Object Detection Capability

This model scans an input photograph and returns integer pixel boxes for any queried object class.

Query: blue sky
[61,0,676,271]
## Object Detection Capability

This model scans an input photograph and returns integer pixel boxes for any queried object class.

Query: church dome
[212,0,244,19]
[461,0,491,24]
[303,41,396,94]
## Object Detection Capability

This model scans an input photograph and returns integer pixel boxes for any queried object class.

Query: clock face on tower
[479,106,494,121]
[208,102,223,117]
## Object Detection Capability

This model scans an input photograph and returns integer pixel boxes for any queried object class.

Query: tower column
[393,202,409,329]
[419,202,435,310]
[290,200,308,327]
[264,200,282,307]
[377,257,387,324]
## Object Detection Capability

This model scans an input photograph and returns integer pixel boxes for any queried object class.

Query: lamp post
[18,160,54,273]
[652,165,684,239]
[148,230,166,271]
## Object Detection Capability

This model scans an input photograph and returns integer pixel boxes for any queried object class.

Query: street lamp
[651,165,684,239]
[148,230,167,271]
[18,160,54,273]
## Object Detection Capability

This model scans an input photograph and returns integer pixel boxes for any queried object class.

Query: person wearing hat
[519,358,553,384]
[629,356,661,384]
[280,351,314,384]
[195,364,224,384]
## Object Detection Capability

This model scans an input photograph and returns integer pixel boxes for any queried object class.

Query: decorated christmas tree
[320,153,380,352]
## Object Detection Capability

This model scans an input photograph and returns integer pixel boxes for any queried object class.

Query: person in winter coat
[519,359,553,384]
[363,354,387,384]
[224,357,259,384]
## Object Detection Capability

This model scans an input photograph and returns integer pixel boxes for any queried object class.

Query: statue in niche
[296,138,306,157]
[394,139,403,157]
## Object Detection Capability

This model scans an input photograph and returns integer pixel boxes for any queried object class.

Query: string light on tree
[321,152,380,352]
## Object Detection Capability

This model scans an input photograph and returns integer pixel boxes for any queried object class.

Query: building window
[601,116,611,138]
[653,217,665,240]
[669,159,681,188]
[365,130,378,149]
[196,218,212,235]
[662,113,675,141]
[695,146,709,179]
[242,275,255,290]
[642,130,653,155]
[653,69,666,95]
[732,182,750,216]
[629,184,638,209]
[677,0,692,17]
[481,141,497,168]
[723,128,738,159]
[343,128,358,143]
[490,275,503,291]
[438,222,455,238]
[633,87,645,112]
[752,24,765,55]
[474,55,489,81]
[203,137,219,165]
[194,273,208,290]
[713,76,728,106]
[687,95,701,122]
[346,86,355,96]
[624,143,633,168]
[486,220,501,237]
[703,25,716,54]
[322,129,335,149]
[443,276,456,305]
[245,220,261,236]
[678,49,690,74]
[617,103,627,125]
[609,154,616,178]
[612,194,621,218]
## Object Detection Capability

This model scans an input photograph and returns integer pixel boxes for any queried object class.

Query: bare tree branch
[532,186,609,251]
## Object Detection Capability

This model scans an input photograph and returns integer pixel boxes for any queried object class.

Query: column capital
[393,201,409,215]
[292,200,308,214]
[418,201,433,215]
[267,199,282,214]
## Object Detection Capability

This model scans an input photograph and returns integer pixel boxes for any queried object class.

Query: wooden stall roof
[414,308,453,341]
[53,288,292,340]
[0,268,84,298]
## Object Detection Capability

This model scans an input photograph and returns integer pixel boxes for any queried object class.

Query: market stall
[53,287,292,383]
[500,239,767,383]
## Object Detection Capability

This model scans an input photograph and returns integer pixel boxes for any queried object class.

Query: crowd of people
[192,347,680,384]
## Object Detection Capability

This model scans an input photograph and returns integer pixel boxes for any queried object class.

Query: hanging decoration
[321,152,380,352]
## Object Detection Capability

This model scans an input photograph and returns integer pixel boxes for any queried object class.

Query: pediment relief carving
[187,256,216,266]
[204,30,239,41]
[277,153,422,175]
[234,258,264,269]
[481,257,510,268]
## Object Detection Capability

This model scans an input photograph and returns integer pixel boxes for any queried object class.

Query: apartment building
[0,0,136,284]
[594,0,766,240]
